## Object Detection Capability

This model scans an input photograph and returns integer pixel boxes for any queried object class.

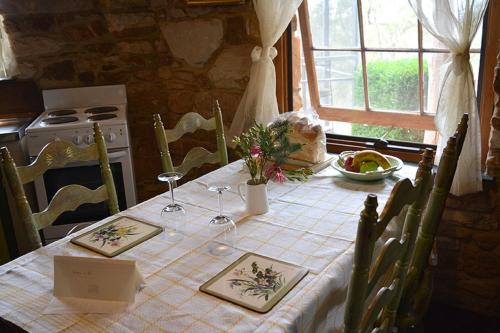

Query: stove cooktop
[42,116,79,125]
[27,104,127,132]
[85,106,119,114]
[48,109,77,117]
[88,114,117,121]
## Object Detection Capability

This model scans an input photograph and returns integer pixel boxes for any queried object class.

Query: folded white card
[53,256,145,303]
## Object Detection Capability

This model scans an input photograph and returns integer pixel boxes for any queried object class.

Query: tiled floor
[423,301,500,333]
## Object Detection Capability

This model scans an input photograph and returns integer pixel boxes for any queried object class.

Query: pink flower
[273,168,286,184]
[250,145,262,158]
[265,163,277,178]
[265,164,286,183]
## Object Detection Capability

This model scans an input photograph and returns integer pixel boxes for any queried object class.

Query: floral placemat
[199,252,308,313]
[70,216,162,257]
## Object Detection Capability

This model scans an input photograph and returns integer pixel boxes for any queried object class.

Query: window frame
[297,0,483,131]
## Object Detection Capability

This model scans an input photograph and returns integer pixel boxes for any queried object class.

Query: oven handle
[108,151,127,161]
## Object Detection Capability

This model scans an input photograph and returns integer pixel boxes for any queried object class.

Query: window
[295,0,484,146]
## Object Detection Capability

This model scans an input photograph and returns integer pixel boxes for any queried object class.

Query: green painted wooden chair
[0,123,119,251]
[153,99,228,176]
[396,114,469,332]
[343,148,434,333]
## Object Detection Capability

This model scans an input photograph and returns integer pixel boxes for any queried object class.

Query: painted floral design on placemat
[228,261,285,301]
[90,223,138,247]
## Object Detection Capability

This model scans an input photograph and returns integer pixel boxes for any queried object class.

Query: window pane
[351,123,426,142]
[308,0,360,48]
[423,52,481,113]
[471,20,483,49]
[366,52,419,111]
[322,120,437,144]
[362,0,418,49]
[422,19,483,50]
[313,51,364,108]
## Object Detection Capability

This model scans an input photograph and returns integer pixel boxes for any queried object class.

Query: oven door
[33,149,137,243]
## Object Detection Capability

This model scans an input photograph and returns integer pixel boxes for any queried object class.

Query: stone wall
[433,182,500,317]
[0,0,258,201]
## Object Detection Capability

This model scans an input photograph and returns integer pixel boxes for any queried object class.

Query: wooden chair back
[397,114,469,330]
[153,100,228,176]
[0,123,119,250]
[343,148,434,333]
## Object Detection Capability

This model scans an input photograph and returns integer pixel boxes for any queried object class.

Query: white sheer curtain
[408,0,488,195]
[0,16,18,79]
[226,0,303,141]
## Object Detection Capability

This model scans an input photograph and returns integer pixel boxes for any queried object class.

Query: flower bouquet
[233,120,313,185]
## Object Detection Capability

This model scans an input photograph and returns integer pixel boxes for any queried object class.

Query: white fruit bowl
[331,151,404,181]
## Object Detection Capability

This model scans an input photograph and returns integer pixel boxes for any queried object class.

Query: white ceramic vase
[238,182,269,215]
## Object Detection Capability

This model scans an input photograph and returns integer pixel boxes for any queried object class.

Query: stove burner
[88,114,117,121]
[85,106,119,114]
[42,116,79,125]
[48,109,77,117]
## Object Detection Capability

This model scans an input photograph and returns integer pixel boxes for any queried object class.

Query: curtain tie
[454,49,470,63]
[251,46,278,62]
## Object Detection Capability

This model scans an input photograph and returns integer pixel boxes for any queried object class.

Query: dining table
[0,159,417,333]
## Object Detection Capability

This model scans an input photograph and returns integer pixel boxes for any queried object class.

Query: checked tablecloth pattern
[0,160,417,333]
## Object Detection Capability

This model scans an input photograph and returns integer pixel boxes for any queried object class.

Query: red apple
[344,156,360,172]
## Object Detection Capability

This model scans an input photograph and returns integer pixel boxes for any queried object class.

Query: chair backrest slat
[376,178,419,239]
[361,280,399,333]
[174,147,221,176]
[397,114,469,329]
[17,141,99,184]
[0,123,120,250]
[344,148,434,333]
[153,99,228,176]
[33,185,108,230]
[367,238,403,296]
[165,113,216,143]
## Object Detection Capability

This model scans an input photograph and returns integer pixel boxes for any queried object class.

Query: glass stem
[169,180,175,206]
[218,191,223,216]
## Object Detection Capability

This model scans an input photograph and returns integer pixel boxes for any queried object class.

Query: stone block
[160,19,223,67]
[97,70,131,83]
[443,208,497,230]
[446,189,496,212]
[99,0,148,11]
[2,15,55,34]
[492,116,500,130]
[167,91,196,115]
[10,36,63,57]
[105,12,156,32]
[16,62,38,79]
[208,44,252,89]
[42,60,75,80]
[462,243,500,278]
[78,71,95,84]
[117,41,153,54]
[0,0,93,15]
[472,230,500,251]
[436,236,460,250]
[225,16,248,44]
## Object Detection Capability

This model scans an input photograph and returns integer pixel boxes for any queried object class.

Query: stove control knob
[72,135,83,145]
[106,132,116,143]
[85,134,94,144]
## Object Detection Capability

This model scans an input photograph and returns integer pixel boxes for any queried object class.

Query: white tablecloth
[0,160,417,333]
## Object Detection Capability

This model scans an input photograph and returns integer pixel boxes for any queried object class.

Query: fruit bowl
[332,151,403,181]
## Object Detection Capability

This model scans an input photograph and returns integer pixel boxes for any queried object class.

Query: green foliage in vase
[233,121,313,185]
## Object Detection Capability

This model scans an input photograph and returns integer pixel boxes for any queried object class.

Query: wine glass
[207,185,237,256]
[158,172,185,242]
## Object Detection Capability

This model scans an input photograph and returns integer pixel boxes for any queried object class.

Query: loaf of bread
[285,115,326,164]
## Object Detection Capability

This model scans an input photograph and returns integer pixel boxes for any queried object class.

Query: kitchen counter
[0,118,32,143]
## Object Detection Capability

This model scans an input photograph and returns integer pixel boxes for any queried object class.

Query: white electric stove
[24,85,137,243]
